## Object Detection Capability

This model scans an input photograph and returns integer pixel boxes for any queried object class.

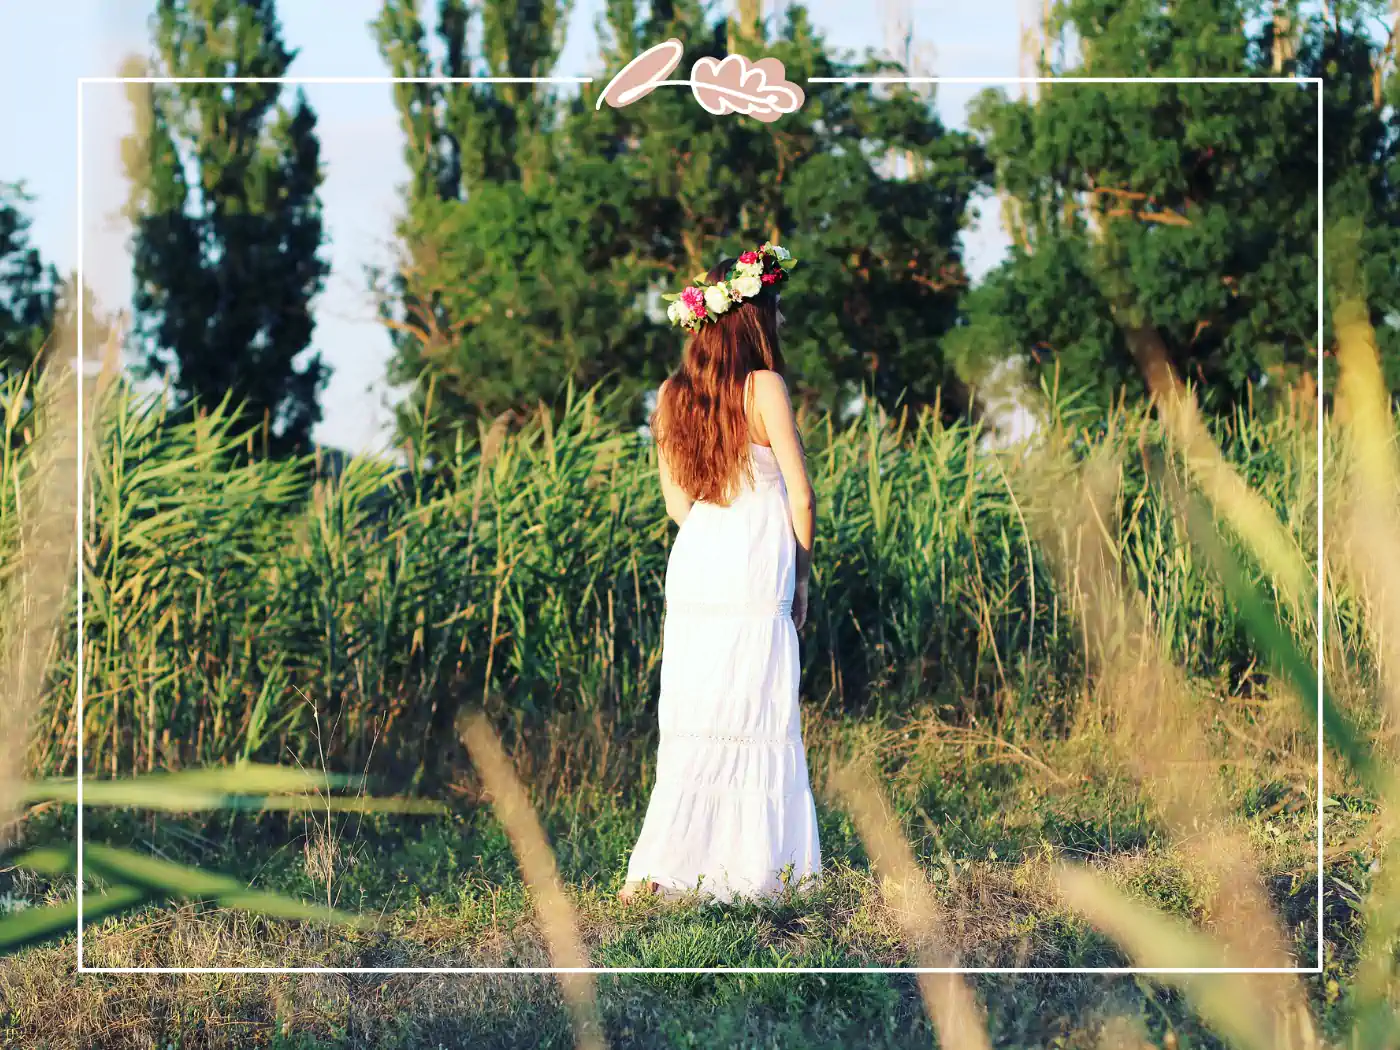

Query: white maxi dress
[625,443,822,901]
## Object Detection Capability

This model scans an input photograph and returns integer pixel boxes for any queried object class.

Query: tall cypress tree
[0,184,57,379]
[124,0,329,456]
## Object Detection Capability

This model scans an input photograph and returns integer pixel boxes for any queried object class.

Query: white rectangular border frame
[75,73,1326,976]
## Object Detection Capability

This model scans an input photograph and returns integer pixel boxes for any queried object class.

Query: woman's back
[623,245,820,903]
[665,438,796,615]
[628,428,813,898]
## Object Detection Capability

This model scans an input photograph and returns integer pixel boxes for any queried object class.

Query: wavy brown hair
[651,257,786,505]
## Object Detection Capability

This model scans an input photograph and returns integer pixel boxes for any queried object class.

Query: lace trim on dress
[665,597,793,618]
[661,730,798,746]
[647,780,810,801]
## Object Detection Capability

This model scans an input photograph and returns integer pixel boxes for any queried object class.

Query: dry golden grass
[1011,431,1317,1047]
[461,712,607,1050]
[827,761,992,1050]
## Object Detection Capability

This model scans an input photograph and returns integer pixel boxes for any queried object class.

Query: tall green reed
[0,321,440,958]
[14,369,1360,787]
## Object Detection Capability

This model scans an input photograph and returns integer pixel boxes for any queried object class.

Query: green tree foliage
[373,0,601,444]
[0,184,57,377]
[124,0,330,456]
[951,0,1399,414]
[587,4,991,419]
[372,0,989,451]
[1321,0,1400,392]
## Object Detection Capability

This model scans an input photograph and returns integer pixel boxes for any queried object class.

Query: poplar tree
[125,0,329,455]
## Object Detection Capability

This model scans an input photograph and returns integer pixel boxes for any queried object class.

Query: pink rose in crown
[681,286,705,314]
[739,251,760,265]
[761,271,780,285]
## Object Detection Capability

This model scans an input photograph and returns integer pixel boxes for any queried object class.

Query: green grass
[0,702,1353,1047]
[0,802,1355,1049]
[0,370,1386,1048]
[0,966,1251,1050]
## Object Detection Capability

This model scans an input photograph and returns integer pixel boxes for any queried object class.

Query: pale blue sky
[1,1,1020,453]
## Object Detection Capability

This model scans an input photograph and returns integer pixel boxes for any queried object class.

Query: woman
[620,244,821,903]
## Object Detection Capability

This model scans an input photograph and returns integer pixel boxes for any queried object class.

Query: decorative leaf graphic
[594,40,808,122]
[690,55,805,123]
[595,38,685,111]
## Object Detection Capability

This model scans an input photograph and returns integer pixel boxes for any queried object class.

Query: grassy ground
[0,372,1381,1047]
[0,690,1367,1049]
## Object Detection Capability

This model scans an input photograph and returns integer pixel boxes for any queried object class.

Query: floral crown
[662,243,796,332]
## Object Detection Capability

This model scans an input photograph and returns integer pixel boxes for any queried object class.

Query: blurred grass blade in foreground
[462,712,607,1050]
[10,842,367,948]
[0,885,147,954]
[1055,865,1314,1050]
[1323,218,1400,1047]
[828,761,992,1050]
[1016,439,1300,971]
[0,311,96,830]
[0,759,443,956]
[1179,492,1376,790]
[26,763,445,814]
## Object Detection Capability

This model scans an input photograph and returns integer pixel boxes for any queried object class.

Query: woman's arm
[752,371,815,615]
[655,382,694,526]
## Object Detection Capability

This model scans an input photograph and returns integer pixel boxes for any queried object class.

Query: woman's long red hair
[651,258,785,505]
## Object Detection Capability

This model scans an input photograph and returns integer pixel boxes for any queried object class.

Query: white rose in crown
[736,260,763,278]
[668,300,696,326]
[704,284,732,315]
[730,274,763,299]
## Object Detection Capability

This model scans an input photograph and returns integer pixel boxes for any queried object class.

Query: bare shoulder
[750,371,794,434]
[749,369,791,406]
